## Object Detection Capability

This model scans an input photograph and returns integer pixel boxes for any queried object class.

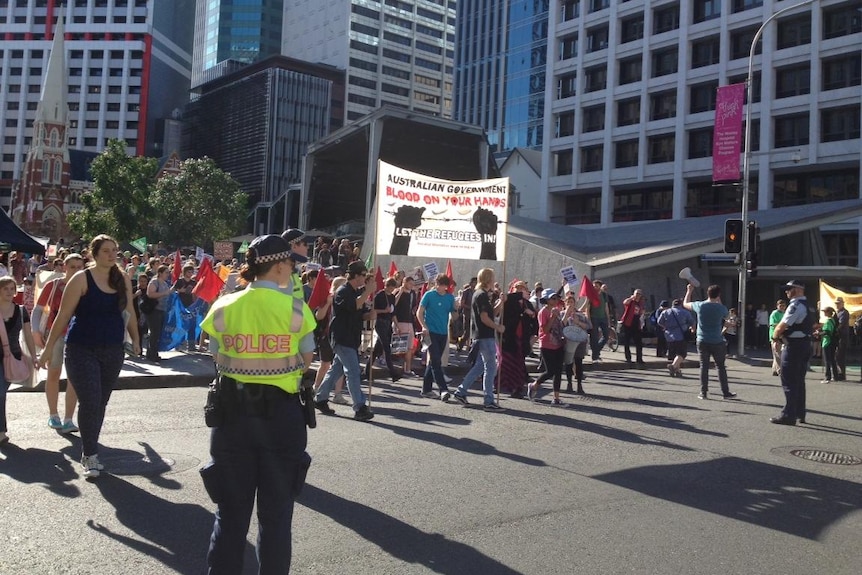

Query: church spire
[36,9,68,128]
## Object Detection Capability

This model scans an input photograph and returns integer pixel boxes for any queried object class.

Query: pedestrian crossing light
[724,219,744,253]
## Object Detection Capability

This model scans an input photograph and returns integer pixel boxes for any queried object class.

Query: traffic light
[746,251,758,279]
[724,219,743,253]
[747,221,759,256]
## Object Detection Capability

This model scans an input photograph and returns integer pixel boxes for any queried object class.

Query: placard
[213,241,234,261]
[423,261,439,282]
[560,266,578,287]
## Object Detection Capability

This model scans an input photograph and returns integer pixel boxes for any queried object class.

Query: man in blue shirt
[683,283,737,400]
[416,273,457,402]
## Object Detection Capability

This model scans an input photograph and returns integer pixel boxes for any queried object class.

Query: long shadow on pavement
[592,455,862,540]
[504,407,697,451]
[299,484,526,574]
[0,443,81,498]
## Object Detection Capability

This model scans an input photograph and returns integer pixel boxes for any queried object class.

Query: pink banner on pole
[712,83,745,183]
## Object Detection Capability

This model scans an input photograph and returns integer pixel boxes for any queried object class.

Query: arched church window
[53,159,62,183]
[42,159,50,182]
[50,129,60,148]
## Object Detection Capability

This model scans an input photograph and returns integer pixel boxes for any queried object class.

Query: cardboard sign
[560,266,578,287]
[213,241,233,261]
[423,261,439,282]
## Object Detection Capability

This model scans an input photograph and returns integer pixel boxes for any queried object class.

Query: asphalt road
[2,355,861,575]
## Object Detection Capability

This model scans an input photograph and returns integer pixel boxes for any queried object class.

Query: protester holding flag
[145,265,173,361]
[393,275,418,376]
[365,277,402,383]
[587,279,609,362]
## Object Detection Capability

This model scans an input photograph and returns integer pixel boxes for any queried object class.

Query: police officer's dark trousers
[780,339,811,421]
[204,385,309,575]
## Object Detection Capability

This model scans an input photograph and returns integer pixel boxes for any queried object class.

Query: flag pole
[367,162,381,407]
[495,258,507,407]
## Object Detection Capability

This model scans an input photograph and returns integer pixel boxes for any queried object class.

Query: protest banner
[423,261,439,282]
[375,161,509,261]
[560,266,578,287]
[213,241,233,261]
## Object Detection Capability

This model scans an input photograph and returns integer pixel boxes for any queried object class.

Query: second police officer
[770,279,812,425]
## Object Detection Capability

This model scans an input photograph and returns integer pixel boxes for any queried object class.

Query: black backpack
[854,315,862,337]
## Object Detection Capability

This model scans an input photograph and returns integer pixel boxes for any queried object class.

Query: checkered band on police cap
[281,228,305,244]
[247,235,291,265]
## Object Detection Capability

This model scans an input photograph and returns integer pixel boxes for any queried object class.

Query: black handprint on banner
[389,205,426,256]
[473,207,499,261]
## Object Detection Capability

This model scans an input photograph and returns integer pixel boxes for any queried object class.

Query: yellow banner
[819,280,862,323]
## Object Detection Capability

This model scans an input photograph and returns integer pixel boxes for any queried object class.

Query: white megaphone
[679,267,701,288]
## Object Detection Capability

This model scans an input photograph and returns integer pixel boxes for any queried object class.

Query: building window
[53,160,61,183]
[561,0,579,22]
[555,149,574,176]
[581,145,603,172]
[382,48,410,63]
[586,25,609,52]
[614,187,673,222]
[621,14,644,43]
[777,14,811,49]
[350,39,378,56]
[349,75,377,89]
[686,180,757,217]
[352,3,380,19]
[823,4,862,39]
[654,4,680,34]
[774,113,810,148]
[774,169,859,207]
[582,104,605,132]
[729,72,761,103]
[743,120,761,152]
[688,127,714,159]
[560,34,578,60]
[619,56,642,85]
[732,0,763,13]
[615,139,639,168]
[822,232,859,267]
[690,81,718,113]
[650,89,676,120]
[348,93,377,107]
[381,83,409,97]
[351,22,379,37]
[693,0,721,23]
[648,134,675,163]
[584,65,607,92]
[822,54,862,90]
[556,111,576,137]
[557,71,577,99]
[651,47,678,77]
[617,97,641,127]
[775,64,811,98]
[42,159,50,183]
[589,0,610,13]
[691,36,720,68]
[730,27,761,60]
[822,106,861,142]
[563,193,601,225]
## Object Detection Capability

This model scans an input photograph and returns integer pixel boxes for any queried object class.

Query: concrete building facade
[282,0,456,122]
[0,0,195,211]
[540,0,860,265]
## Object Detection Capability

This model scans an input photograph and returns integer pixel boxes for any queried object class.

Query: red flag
[445,260,455,294]
[375,266,385,292]
[388,260,398,278]
[579,275,601,307]
[307,271,331,310]
[171,249,182,283]
[192,258,225,304]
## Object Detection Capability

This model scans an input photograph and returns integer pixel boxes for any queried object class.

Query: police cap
[247,235,291,265]
[783,279,805,290]
[281,228,305,244]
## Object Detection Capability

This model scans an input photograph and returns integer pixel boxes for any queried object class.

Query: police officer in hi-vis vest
[199,234,317,574]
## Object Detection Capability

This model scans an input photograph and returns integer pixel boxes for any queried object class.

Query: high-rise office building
[541,0,860,265]
[0,0,195,210]
[191,0,285,88]
[454,0,549,154]
[282,0,456,122]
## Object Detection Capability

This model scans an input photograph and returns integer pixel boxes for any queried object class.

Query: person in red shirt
[32,254,86,433]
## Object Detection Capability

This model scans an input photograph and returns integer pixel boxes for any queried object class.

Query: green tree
[150,157,247,247]
[67,139,158,241]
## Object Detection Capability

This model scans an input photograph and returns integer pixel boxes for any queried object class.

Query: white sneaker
[81,454,104,478]
[331,394,349,405]
[440,391,451,403]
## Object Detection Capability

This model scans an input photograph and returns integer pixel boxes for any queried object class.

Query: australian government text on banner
[375,161,509,262]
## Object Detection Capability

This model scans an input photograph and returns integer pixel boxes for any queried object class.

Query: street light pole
[737,0,816,357]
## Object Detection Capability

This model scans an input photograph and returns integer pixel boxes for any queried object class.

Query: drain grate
[790,449,862,466]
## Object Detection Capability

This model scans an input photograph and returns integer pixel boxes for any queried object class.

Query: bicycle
[603,321,619,352]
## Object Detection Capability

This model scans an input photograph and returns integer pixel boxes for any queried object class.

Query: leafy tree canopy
[150,157,247,248]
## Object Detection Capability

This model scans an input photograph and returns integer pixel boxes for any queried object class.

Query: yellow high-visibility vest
[201,286,316,393]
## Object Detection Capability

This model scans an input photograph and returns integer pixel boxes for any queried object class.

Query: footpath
[12,341,854,393]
